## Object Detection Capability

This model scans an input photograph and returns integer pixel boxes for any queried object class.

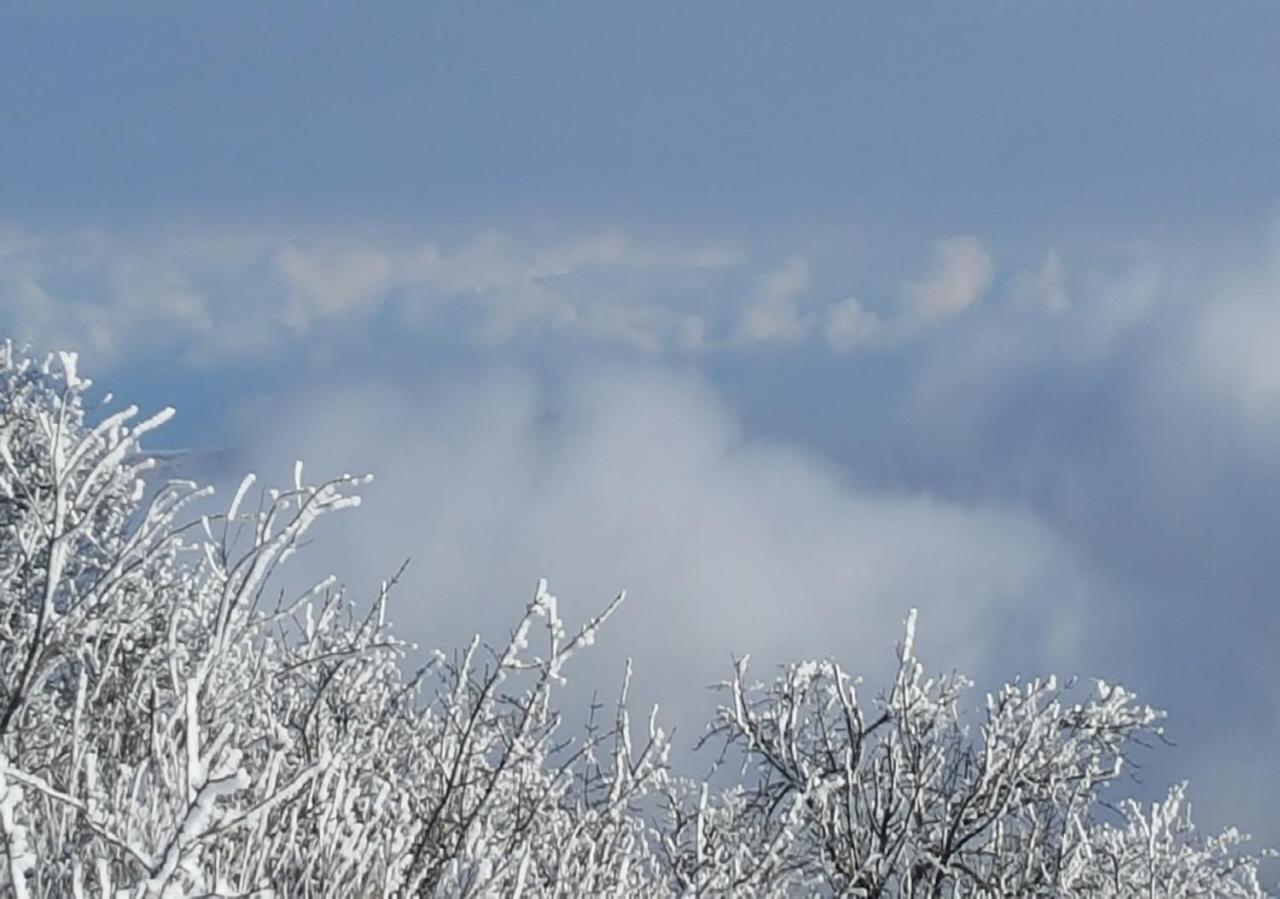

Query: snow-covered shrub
[0,343,1271,897]
[677,613,1271,896]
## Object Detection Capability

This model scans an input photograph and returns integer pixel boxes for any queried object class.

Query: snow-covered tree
[0,342,1272,897]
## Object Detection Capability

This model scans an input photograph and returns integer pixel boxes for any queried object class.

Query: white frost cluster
[0,342,1272,897]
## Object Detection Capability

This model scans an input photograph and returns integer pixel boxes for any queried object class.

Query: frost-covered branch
[0,342,1271,898]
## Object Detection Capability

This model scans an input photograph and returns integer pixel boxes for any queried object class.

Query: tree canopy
[0,343,1271,897]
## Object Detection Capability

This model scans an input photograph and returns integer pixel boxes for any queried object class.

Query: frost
[0,345,1270,898]
[57,351,79,389]
[0,762,35,899]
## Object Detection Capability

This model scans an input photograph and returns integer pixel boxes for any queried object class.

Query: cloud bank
[0,222,1003,368]
[6,214,1280,851]
[236,366,1096,743]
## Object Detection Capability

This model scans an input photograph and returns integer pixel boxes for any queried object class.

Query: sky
[3,0,1280,856]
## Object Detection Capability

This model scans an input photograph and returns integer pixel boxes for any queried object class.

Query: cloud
[0,228,219,360]
[872,235,1280,852]
[236,366,1096,743]
[0,220,1021,367]
[735,257,811,343]
[901,234,993,322]
[0,222,745,366]
[823,296,880,352]
[276,229,743,354]
[16,214,1280,850]
[1190,249,1280,445]
[813,234,996,354]
[1010,250,1068,312]
[274,244,396,332]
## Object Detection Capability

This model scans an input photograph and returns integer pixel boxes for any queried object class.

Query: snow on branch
[0,343,1271,897]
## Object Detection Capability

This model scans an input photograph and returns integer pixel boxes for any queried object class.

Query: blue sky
[5,4,1278,233]
[4,1,1280,854]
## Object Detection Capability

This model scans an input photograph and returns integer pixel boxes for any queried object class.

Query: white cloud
[239,367,1093,741]
[396,229,743,352]
[0,225,219,361]
[807,234,996,354]
[823,295,880,352]
[902,234,993,322]
[735,257,812,343]
[0,220,1030,365]
[0,221,745,366]
[1011,250,1068,312]
[1191,254,1280,442]
[273,244,395,332]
